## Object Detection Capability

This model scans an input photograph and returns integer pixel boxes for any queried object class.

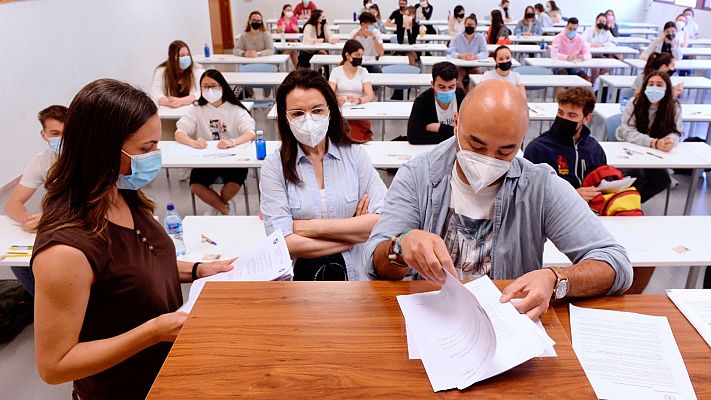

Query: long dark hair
[157,40,195,97]
[489,10,505,44]
[39,79,157,240]
[643,52,674,77]
[340,39,364,65]
[306,9,323,27]
[245,11,266,32]
[275,70,356,185]
[196,69,251,114]
[453,5,464,18]
[631,71,680,139]
[281,4,292,18]
[547,1,560,12]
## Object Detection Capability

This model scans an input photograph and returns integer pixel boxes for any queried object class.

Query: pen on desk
[527,106,538,114]
[646,151,664,159]
[622,147,643,155]
[201,234,218,246]
[349,107,365,109]
[387,153,411,157]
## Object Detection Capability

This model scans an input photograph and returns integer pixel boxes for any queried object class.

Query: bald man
[365,80,632,319]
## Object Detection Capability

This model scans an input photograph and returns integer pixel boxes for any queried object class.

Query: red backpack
[581,165,643,217]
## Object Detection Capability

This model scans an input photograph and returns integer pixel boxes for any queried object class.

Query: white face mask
[289,113,330,148]
[285,11,294,18]
[202,88,222,103]
[676,21,686,30]
[455,130,512,193]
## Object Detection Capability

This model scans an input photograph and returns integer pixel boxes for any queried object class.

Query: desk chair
[237,64,278,110]
[382,65,421,101]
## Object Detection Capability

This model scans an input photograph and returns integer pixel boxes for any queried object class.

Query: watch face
[555,279,569,299]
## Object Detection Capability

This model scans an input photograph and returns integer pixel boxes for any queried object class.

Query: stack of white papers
[178,230,292,313]
[397,273,556,392]
[571,305,697,400]
[597,176,637,194]
[668,289,711,348]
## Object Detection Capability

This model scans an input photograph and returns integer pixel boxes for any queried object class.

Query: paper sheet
[668,289,711,348]
[178,230,292,313]
[597,176,637,193]
[570,304,696,400]
[168,141,250,158]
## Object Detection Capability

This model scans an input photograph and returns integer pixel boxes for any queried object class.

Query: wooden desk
[555,295,711,399]
[148,281,595,399]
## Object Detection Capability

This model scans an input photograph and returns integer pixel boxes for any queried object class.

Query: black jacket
[406,88,466,145]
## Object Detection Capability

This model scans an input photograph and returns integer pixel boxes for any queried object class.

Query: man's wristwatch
[546,267,569,299]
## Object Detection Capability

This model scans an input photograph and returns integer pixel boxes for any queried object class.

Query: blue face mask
[368,24,376,31]
[178,55,192,70]
[436,89,456,104]
[644,86,666,103]
[566,30,576,39]
[117,149,162,190]
[47,136,62,154]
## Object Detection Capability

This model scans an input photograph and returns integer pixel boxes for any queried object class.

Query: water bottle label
[166,222,183,235]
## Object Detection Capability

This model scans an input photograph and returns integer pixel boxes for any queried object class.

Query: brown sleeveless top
[31,205,182,400]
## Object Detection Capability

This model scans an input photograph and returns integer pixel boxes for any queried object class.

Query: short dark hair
[493,45,511,60]
[534,3,544,12]
[663,21,676,31]
[431,61,458,82]
[38,105,68,128]
[683,8,694,16]
[465,13,477,25]
[567,17,579,26]
[556,87,596,117]
[358,11,377,24]
[341,39,364,65]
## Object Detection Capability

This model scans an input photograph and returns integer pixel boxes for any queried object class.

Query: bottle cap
[167,203,175,211]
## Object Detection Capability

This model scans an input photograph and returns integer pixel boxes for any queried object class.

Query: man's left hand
[499,268,557,320]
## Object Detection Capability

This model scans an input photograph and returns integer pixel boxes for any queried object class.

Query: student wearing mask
[359,0,373,15]
[277,4,301,68]
[5,105,66,295]
[546,1,562,24]
[641,21,683,61]
[682,8,700,40]
[234,11,274,58]
[632,52,683,98]
[295,0,318,19]
[351,12,385,73]
[368,4,388,33]
[582,13,616,85]
[366,80,633,320]
[481,46,525,96]
[329,40,375,141]
[616,71,682,203]
[415,0,436,35]
[175,70,256,215]
[605,9,619,37]
[498,0,513,23]
[448,5,466,36]
[388,0,418,46]
[260,70,387,281]
[515,6,543,37]
[151,40,205,108]
[31,79,235,400]
[534,3,553,28]
[298,9,339,68]
[487,10,511,45]
[407,61,465,145]
[674,14,690,48]
[448,14,488,90]
[552,18,592,81]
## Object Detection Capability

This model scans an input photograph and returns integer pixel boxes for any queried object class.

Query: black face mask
[351,57,363,67]
[666,33,675,41]
[251,22,262,30]
[666,69,676,77]
[497,61,512,71]
[456,13,465,19]
[464,26,475,35]
[399,5,405,11]
[554,116,580,139]
[525,12,535,19]
[596,23,606,30]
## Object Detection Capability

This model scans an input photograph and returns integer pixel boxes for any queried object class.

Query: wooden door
[208,0,234,54]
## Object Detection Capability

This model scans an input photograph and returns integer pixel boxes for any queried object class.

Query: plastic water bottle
[255,130,267,160]
[353,12,357,21]
[164,203,186,257]
[540,40,546,50]
[620,97,629,112]
[281,32,286,43]
[204,43,211,58]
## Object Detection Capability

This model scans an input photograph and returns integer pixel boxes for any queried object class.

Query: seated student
[616,71,682,203]
[552,18,591,81]
[498,0,513,23]
[359,0,372,15]
[329,40,375,141]
[295,0,317,19]
[515,6,543,37]
[641,21,683,61]
[448,5,466,36]
[407,61,465,145]
[351,12,385,73]
[260,70,387,281]
[546,0,563,24]
[31,79,234,400]
[5,105,66,295]
[388,0,416,45]
[365,80,632,320]
[524,88,604,202]
[277,4,301,68]
[415,0,436,35]
[487,10,511,45]
[605,9,619,37]
[674,14,690,49]
[150,40,205,108]
[401,6,420,64]
[448,14,488,90]
[682,8,700,40]
[534,3,553,29]
[298,9,339,68]
[175,70,256,215]
[368,4,388,34]
[481,45,526,96]
[582,13,617,86]
[632,52,683,98]
[234,11,274,58]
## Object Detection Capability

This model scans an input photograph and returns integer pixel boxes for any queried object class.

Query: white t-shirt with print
[19,148,57,189]
[434,96,458,127]
[329,66,371,98]
[175,102,256,141]
[481,69,522,86]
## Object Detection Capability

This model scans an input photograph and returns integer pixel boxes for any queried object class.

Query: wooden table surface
[555,295,711,399]
[148,281,596,399]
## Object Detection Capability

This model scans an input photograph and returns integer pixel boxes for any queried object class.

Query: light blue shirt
[259,139,387,280]
[447,32,489,59]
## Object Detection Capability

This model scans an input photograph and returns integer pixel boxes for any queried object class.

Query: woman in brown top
[31,79,235,400]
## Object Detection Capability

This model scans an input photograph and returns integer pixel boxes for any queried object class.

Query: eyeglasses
[202,84,221,90]
[285,106,330,121]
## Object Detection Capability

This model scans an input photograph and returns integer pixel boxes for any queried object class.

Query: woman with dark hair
[151,40,205,108]
[234,11,274,58]
[277,4,300,68]
[545,0,562,24]
[416,0,436,35]
[641,21,683,61]
[368,4,387,33]
[175,70,256,215]
[498,0,513,23]
[31,79,234,399]
[448,5,466,36]
[298,9,338,68]
[487,10,510,45]
[515,6,543,36]
[616,71,683,202]
[632,53,683,98]
[605,9,619,37]
[259,70,386,281]
[534,3,552,28]
[329,40,375,141]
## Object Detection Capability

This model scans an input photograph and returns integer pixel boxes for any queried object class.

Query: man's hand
[399,230,457,284]
[499,268,557,320]
[576,186,601,202]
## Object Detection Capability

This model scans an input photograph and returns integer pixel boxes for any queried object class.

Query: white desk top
[267,102,413,121]
[588,46,639,55]
[0,216,35,268]
[420,56,521,68]
[273,42,343,52]
[159,140,281,168]
[618,22,659,29]
[486,44,545,53]
[618,28,658,36]
[193,54,290,66]
[689,38,711,46]
[598,75,711,90]
[416,19,449,26]
[626,58,711,71]
[543,216,711,267]
[180,216,266,263]
[158,102,254,120]
[223,72,288,86]
[309,55,410,66]
[361,141,436,168]
[219,72,432,88]
[677,47,711,57]
[508,36,651,46]
[416,34,454,42]
[470,74,591,88]
[368,73,433,87]
[600,142,711,169]
[270,33,303,41]
[524,57,630,69]
[332,33,396,42]
[382,43,448,52]
[594,103,711,123]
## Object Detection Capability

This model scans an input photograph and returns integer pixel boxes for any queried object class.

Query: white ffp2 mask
[455,132,512,193]
[289,113,330,148]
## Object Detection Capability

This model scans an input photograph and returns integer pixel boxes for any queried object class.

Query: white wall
[646,0,711,38]
[0,0,212,187]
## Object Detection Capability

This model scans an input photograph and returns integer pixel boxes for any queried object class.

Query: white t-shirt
[329,66,371,98]
[19,148,57,190]
[442,165,500,280]
[434,96,457,127]
[175,102,256,141]
[481,69,522,86]
[350,28,383,57]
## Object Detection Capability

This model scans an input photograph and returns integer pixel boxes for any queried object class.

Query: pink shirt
[278,16,300,33]
[552,31,591,61]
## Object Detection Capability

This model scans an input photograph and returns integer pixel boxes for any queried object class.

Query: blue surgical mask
[644,86,666,103]
[47,136,62,154]
[436,89,456,104]
[566,30,576,39]
[117,149,162,190]
[368,25,376,31]
[178,55,192,70]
